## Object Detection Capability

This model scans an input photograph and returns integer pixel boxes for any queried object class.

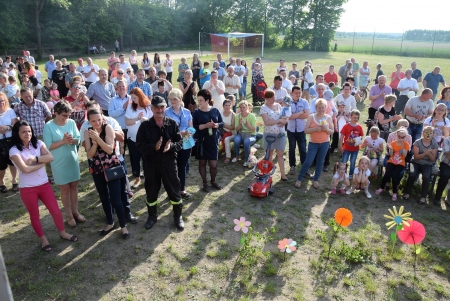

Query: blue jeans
[287,130,306,167]
[297,141,330,181]
[342,150,358,178]
[234,133,256,161]
[239,81,247,98]
[408,123,423,144]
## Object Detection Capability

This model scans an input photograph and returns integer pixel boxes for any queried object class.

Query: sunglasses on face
[127,71,131,73]
[118,72,123,75]
[397,135,406,139]
[72,86,81,89]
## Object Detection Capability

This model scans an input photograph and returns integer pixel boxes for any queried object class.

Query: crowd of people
[0,50,449,252]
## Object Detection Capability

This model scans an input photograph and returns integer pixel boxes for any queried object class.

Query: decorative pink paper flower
[277,238,297,253]
[234,217,251,233]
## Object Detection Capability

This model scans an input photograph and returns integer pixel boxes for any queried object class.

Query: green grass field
[2,49,450,300]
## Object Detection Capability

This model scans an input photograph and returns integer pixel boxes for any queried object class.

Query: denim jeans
[127,139,145,177]
[297,141,330,181]
[408,123,423,144]
[404,162,432,198]
[234,133,256,161]
[239,80,247,98]
[92,172,127,228]
[287,130,306,167]
[342,150,358,178]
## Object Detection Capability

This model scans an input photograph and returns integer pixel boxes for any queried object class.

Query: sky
[338,0,450,33]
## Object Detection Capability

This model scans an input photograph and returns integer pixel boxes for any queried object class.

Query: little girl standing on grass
[361,126,385,177]
[347,156,372,198]
[330,162,350,195]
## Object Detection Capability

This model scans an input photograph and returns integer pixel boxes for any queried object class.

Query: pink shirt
[9,140,49,188]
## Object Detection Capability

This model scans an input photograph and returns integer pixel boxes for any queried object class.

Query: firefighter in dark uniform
[136,96,184,231]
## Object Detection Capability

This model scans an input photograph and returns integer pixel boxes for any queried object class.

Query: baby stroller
[254,79,267,106]
[249,135,277,198]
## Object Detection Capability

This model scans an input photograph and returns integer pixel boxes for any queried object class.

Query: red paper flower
[334,208,353,227]
[397,220,426,245]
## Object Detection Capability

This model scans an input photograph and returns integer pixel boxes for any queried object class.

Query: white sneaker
[346,188,354,195]
[365,190,372,199]
[243,162,248,167]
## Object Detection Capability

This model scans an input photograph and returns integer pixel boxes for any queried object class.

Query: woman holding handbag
[165,89,193,199]
[84,108,130,239]
[179,70,198,112]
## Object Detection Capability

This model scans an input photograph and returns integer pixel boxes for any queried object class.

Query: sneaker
[243,162,248,167]
[365,190,372,199]
[330,188,337,194]
[375,188,384,195]
[346,188,354,195]
[289,166,295,175]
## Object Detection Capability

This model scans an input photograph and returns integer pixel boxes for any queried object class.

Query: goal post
[199,32,264,59]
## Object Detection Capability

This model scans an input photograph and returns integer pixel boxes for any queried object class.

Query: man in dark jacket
[136,96,184,231]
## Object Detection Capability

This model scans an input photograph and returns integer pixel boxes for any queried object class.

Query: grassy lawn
[1,49,450,300]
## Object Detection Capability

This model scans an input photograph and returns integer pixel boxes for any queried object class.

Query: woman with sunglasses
[64,81,89,130]
[43,101,83,227]
[126,68,135,85]
[402,126,438,204]
[376,127,411,201]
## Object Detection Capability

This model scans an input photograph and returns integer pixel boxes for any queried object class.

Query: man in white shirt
[76,58,85,80]
[279,69,293,93]
[26,51,35,65]
[163,53,173,83]
[119,54,131,72]
[83,57,99,89]
[233,58,245,100]
[271,75,288,104]
[395,69,419,115]
[223,66,240,100]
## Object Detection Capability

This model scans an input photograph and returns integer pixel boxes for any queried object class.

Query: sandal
[294,180,301,188]
[73,213,86,223]
[60,235,78,242]
[48,177,55,184]
[402,194,410,200]
[181,191,191,199]
[202,183,210,192]
[313,181,319,189]
[12,183,19,191]
[66,217,76,228]
[224,158,231,164]
[210,182,222,190]
[41,244,52,252]
[0,185,7,193]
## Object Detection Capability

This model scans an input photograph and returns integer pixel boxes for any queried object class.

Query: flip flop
[60,235,78,242]
[0,185,7,193]
[12,183,19,191]
[41,244,52,252]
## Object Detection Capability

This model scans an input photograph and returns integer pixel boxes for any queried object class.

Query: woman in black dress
[192,89,223,192]
[51,60,69,98]
[191,53,202,88]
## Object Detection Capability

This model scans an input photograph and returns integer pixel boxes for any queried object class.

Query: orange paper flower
[334,208,353,227]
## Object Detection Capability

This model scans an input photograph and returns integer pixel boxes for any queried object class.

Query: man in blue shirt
[287,86,310,175]
[217,53,226,69]
[423,67,446,101]
[411,62,422,83]
[44,55,56,80]
[128,69,153,99]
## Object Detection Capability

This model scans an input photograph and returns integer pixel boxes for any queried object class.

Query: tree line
[0,0,347,59]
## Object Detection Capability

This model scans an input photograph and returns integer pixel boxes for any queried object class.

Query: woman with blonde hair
[129,50,138,74]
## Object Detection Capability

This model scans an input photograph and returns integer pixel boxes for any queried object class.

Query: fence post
[371,28,375,54]
[430,30,437,58]
[399,29,404,56]
[351,27,356,53]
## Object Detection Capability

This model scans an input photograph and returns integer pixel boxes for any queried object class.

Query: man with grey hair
[368,75,392,121]
[86,68,116,116]
[145,67,159,85]
[65,63,84,88]
[423,67,446,101]
[109,79,130,146]
[26,51,35,65]
[404,88,434,142]
[83,57,99,89]
[44,55,56,80]
[396,69,419,115]
[213,61,226,81]
[338,59,350,86]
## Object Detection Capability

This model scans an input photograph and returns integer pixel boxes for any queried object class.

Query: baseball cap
[324,90,334,101]
[151,95,167,107]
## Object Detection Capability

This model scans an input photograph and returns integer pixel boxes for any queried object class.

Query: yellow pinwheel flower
[384,206,412,230]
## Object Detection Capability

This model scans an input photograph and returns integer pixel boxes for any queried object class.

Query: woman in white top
[125,87,153,188]
[129,50,138,74]
[10,120,77,252]
[424,103,450,145]
[141,52,151,76]
[222,98,236,163]
[201,70,225,113]
[260,89,288,181]
[0,92,18,192]
[359,61,371,90]
[302,65,313,100]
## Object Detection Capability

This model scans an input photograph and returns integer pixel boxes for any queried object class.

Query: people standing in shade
[395,69,419,115]
[222,98,236,164]
[86,69,116,116]
[351,58,360,88]
[423,67,446,101]
[114,40,120,52]
[126,87,152,188]
[52,60,68,98]
[10,120,78,251]
[192,89,224,192]
[43,101,82,228]
[260,89,288,181]
[84,108,130,239]
[165,89,193,200]
[223,66,241,107]
[199,62,211,89]
[136,96,185,231]
[404,88,434,143]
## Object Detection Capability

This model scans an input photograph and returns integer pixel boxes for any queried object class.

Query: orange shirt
[309,115,330,143]
[388,141,410,166]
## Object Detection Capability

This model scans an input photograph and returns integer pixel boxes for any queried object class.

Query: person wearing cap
[287,85,310,175]
[44,55,56,80]
[135,95,184,231]
[395,69,419,116]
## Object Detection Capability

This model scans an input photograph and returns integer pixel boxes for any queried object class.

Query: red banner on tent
[210,34,228,53]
